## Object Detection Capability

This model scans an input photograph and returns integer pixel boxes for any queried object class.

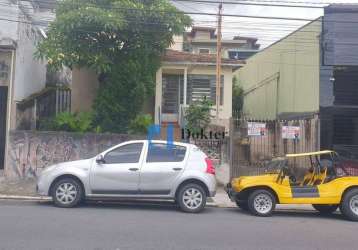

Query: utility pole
[215,2,223,119]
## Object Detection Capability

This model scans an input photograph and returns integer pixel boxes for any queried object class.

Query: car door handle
[129,168,139,171]
[173,168,183,171]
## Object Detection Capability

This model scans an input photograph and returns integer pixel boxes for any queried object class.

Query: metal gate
[0,86,8,170]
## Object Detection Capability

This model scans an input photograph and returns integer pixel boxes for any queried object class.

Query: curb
[0,195,316,211]
[0,195,51,201]
[1,194,219,206]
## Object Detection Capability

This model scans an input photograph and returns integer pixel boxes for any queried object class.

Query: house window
[199,48,210,54]
[0,61,9,84]
[187,75,224,105]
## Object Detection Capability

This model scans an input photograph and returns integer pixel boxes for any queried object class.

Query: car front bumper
[36,173,51,196]
[225,183,238,202]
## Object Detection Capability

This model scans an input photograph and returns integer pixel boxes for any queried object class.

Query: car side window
[146,143,186,162]
[104,143,143,164]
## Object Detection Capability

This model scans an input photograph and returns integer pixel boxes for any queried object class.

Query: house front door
[162,74,183,122]
[0,86,8,170]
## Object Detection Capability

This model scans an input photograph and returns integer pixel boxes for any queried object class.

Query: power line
[0,0,316,22]
[3,0,358,25]
[171,0,326,8]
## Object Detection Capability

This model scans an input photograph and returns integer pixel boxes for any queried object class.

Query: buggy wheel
[340,188,358,221]
[248,189,276,217]
[312,204,338,214]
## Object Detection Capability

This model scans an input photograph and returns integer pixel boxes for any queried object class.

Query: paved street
[0,200,358,250]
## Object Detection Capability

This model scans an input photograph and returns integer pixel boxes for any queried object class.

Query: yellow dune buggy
[226,150,358,221]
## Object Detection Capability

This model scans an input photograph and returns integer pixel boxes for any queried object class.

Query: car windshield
[261,158,287,174]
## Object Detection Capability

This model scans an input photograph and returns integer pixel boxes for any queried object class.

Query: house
[155,49,244,132]
[237,4,358,155]
[0,0,64,172]
[183,26,260,60]
[72,26,258,132]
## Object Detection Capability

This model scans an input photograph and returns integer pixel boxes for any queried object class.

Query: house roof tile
[162,49,245,66]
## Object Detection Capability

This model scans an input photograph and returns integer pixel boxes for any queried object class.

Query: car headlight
[39,164,58,176]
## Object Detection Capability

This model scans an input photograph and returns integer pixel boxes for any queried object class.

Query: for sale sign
[247,122,266,136]
[282,126,300,139]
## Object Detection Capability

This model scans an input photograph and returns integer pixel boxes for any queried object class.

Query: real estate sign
[282,126,300,139]
[247,122,266,136]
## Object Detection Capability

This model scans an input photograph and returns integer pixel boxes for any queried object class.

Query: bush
[39,112,99,133]
[128,114,153,135]
[184,97,213,134]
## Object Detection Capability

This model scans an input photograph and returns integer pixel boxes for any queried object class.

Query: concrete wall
[169,35,183,51]
[5,130,141,179]
[237,20,321,120]
[13,20,47,102]
[71,68,99,112]
[0,1,19,42]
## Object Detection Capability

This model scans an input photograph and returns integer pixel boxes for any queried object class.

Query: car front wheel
[340,188,358,221]
[248,189,276,217]
[52,177,83,208]
[177,183,207,213]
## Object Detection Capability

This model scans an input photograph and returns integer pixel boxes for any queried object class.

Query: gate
[0,86,8,170]
[230,116,320,178]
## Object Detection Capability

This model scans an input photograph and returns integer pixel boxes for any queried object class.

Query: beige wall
[155,63,233,130]
[71,68,99,113]
[169,35,183,51]
[237,20,321,120]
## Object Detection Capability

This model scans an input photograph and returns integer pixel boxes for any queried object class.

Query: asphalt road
[0,200,357,250]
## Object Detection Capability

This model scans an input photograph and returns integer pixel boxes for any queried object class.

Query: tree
[36,0,191,132]
[232,76,244,118]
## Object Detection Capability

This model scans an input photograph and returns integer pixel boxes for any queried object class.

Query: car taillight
[205,157,215,175]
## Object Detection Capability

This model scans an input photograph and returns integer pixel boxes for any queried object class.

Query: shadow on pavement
[36,199,216,214]
[225,206,345,221]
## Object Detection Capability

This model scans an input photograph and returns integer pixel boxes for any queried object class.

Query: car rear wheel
[177,183,207,213]
[312,204,338,214]
[52,178,83,208]
[340,188,358,221]
[248,189,276,217]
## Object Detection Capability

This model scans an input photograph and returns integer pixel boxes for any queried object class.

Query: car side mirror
[96,155,105,164]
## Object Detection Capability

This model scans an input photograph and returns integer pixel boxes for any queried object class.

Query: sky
[172,0,358,48]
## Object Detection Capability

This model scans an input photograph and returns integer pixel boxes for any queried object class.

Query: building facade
[237,4,358,155]
[0,0,55,172]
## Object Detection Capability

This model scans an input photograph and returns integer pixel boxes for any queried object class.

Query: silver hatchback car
[37,140,216,213]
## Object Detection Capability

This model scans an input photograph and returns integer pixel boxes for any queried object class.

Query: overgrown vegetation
[39,112,100,133]
[128,114,153,135]
[36,0,191,133]
[184,97,213,134]
[232,76,244,118]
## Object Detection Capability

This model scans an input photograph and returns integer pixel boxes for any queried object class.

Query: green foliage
[36,0,191,72]
[36,0,191,133]
[184,97,213,134]
[232,76,244,117]
[128,114,153,135]
[39,112,99,133]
